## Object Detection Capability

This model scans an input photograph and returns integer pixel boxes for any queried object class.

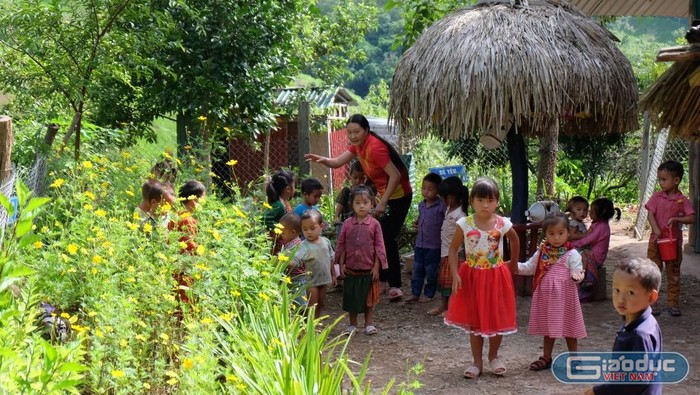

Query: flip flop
[364,325,377,335]
[427,306,446,316]
[463,364,481,379]
[341,325,356,336]
[388,287,403,302]
[490,357,506,376]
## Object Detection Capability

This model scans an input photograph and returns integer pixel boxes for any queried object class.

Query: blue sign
[552,352,689,384]
[429,165,467,183]
[6,196,18,225]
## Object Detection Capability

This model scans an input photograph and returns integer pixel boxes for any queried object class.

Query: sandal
[529,356,552,371]
[463,364,481,379]
[490,357,507,375]
[364,325,377,335]
[668,307,682,317]
[341,325,356,336]
[388,287,403,302]
[427,306,446,316]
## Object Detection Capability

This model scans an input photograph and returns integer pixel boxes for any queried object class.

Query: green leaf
[14,219,32,238]
[0,193,13,216]
[18,234,41,249]
[20,197,52,220]
[52,380,83,391]
[15,180,30,207]
[57,362,88,374]
[42,340,57,370]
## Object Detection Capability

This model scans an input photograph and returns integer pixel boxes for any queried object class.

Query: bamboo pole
[0,116,13,184]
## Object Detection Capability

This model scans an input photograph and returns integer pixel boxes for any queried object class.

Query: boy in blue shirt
[587,258,662,395]
[294,178,324,217]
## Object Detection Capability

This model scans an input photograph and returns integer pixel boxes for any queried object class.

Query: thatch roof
[389,0,639,139]
[639,50,700,140]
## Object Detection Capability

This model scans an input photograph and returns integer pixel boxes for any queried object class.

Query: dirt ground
[324,217,700,394]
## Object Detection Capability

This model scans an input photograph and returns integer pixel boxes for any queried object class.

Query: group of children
[264,159,692,392]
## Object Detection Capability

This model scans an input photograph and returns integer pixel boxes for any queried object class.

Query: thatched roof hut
[639,52,700,140]
[389,0,639,139]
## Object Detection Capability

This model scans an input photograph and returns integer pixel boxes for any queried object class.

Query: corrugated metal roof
[568,0,692,17]
[274,87,354,109]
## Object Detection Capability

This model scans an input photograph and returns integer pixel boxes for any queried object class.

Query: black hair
[350,185,375,205]
[300,178,324,195]
[469,177,500,201]
[423,172,442,187]
[349,160,365,174]
[439,176,469,213]
[300,208,323,225]
[265,169,295,204]
[142,180,166,202]
[565,196,589,212]
[279,213,301,233]
[591,198,621,221]
[541,212,570,233]
[616,258,662,292]
[347,114,409,176]
[658,160,684,180]
[179,180,206,202]
[150,158,177,185]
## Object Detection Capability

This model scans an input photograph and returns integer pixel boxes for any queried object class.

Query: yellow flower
[83,204,93,210]
[263,202,272,209]
[226,375,238,383]
[224,126,232,132]
[283,276,291,284]
[143,383,151,390]
[82,161,93,169]
[125,190,135,197]
[233,206,246,219]
[167,378,178,386]
[182,358,194,370]
[201,317,214,325]
[273,227,282,235]
[197,115,207,121]
[183,145,192,150]
[143,222,153,233]
[196,245,206,255]
[126,222,139,231]
[259,292,270,301]
[33,241,43,249]
[60,312,70,319]
[278,254,289,262]
[212,230,222,241]
[226,159,238,166]
[231,290,241,297]
[111,370,124,378]
[119,339,128,347]
[84,191,95,200]
[178,241,188,250]
[50,178,65,188]
[92,255,103,264]
[95,209,107,217]
[67,244,79,255]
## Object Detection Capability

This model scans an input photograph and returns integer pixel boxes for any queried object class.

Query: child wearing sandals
[429,176,469,317]
[335,186,388,336]
[444,177,520,379]
[516,212,586,371]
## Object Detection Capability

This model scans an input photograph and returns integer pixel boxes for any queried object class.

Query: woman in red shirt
[306,114,413,301]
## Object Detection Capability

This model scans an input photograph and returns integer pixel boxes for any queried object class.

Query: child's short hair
[179,180,206,202]
[151,158,177,185]
[300,209,323,224]
[616,258,662,292]
[300,178,324,195]
[349,160,364,175]
[279,213,301,234]
[142,180,166,202]
[565,196,589,212]
[470,177,500,201]
[350,185,375,203]
[658,160,684,180]
[422,172,442,187]
[591,198,621,221]
[541,212,569,232]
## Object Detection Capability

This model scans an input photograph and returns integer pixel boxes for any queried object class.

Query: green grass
[135,116,177,161]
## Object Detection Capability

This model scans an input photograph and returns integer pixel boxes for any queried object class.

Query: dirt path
[324,219,700,394]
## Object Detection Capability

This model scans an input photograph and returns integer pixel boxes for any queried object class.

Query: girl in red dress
[444,178,519,379]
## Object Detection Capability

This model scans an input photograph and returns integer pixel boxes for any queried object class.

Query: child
[134,180,169,232]
[278,213,305,306]
[644,160,695,316]
[430,176,469,316]
[335,186,387,335]
[585,258,662,395]
[445,177,520,379]
[293,178,324,217]
[334,161,367,236]
[516,212,586,371]
[262,169,295,231]
[168,180,206,316]
[571,198,621,302]
[407,173,446,303]
[565,196,589,240]
[290,209,334,319]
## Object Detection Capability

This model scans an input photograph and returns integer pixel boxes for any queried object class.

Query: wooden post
[0,116,13,184]
[507,125,528,224]
[298,101,311,176]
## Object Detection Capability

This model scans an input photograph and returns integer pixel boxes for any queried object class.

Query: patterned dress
[444,215,517,337]
[518,248,587,338]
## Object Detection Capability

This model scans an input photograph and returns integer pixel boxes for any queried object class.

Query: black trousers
[379,194,412,288]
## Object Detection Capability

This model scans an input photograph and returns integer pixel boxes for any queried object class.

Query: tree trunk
[507,125,528,224]
[176,111,193,160]
[536,120,558,199]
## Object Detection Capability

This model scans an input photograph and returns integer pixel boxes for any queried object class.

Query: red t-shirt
[168,212,198,253]
[348,134,412,200]
[645,190,695,243]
